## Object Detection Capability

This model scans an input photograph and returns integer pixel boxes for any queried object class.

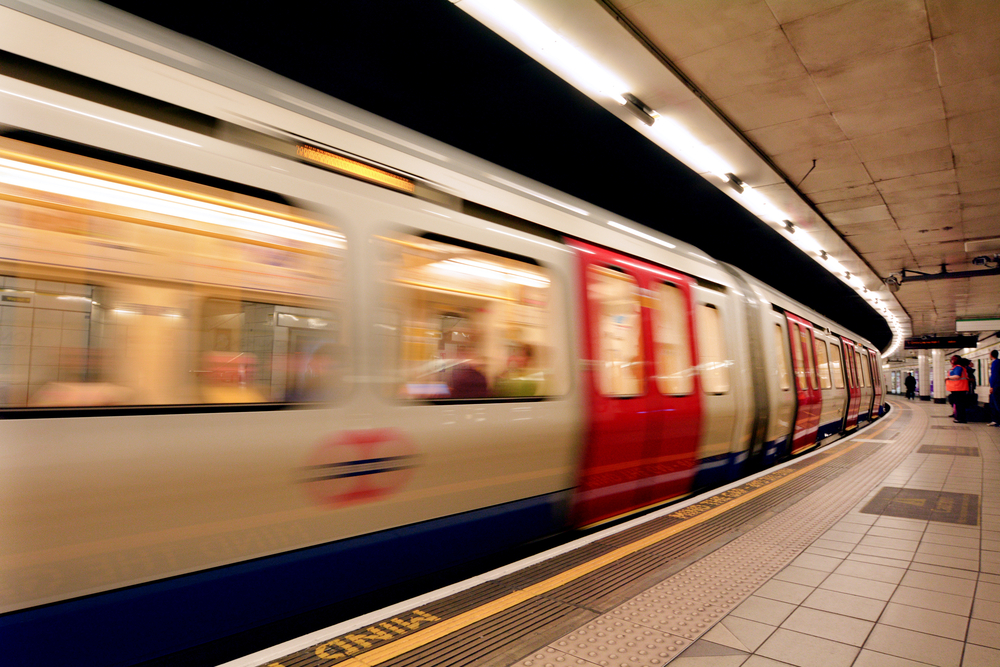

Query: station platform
[227,397,999,667]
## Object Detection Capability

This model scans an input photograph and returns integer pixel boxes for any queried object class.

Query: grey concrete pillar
[932,349,947,403]
[918,351,930,400]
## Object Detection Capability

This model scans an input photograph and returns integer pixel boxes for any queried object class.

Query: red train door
[786,313,822,454]
[868,348,883,417]
[568,239,700,526]
[841,337,861,429]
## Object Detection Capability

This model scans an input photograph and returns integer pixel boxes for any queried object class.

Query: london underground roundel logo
[302,428,419,507]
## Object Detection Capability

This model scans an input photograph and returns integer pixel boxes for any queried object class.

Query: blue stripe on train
[2,492,568,667]
[817,419,844,441]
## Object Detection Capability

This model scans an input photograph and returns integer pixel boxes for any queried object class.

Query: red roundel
[302,428,418,507]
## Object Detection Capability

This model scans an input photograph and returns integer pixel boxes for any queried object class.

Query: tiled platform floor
[669,398,1000,667]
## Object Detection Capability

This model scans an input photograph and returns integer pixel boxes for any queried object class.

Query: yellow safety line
[291,412,901,667]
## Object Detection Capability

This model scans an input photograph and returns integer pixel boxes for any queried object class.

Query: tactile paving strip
[514,401,926,666]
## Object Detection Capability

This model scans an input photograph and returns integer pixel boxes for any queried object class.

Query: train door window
[0,277,105,407]
[382,232,562,400]
[696,303,729,394]
[774,323,791,391]
[860,352,872,388]
[590,266,644,397]
[855,351,867,387]
[789,323,806,391]
[829,342,844,389]
[800,328,818,390]
[815,340,833,389]
[652,282,693,395]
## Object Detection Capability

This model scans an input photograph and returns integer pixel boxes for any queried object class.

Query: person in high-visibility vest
[946,355,970,423]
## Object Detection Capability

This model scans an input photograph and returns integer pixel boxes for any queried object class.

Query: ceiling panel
[926,0,1000,38]
[875,169,957,194]
[771,141,861,184]
[894,210,962,229]
[745,114,848,155]
[624,0,777,60]
[887,195,960,218]
[880,181,959,205]
[832,88,945,138]
[811,43,939,113]
[821,194,886,213]
[942,74,1000,116]
[782,0,928,71]
[800,164,874,192]
[933,23,1000,85]
[714,76,829,131]
[865,146,955,182]
[850,120,950,161]
[676,28,806,99]
[825,205,893,225]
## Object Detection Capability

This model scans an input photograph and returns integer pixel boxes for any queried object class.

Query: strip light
[0,155,345,248]
[467,0,629,103]
[648,115,733,180]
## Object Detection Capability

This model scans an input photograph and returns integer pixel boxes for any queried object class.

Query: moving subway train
[0,2,885,664]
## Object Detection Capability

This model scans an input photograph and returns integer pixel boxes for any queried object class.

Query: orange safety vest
[945,366,969,392]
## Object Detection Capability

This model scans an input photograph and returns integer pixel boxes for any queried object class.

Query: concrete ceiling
[459,0,1000,353]
[607,0,1000,342]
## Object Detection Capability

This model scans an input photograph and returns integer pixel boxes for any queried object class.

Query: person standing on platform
[904,372,916,400]
[946,355,970,423]
[989,350,1000,427]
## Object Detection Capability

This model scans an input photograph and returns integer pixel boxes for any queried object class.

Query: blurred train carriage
[0,2,885,665]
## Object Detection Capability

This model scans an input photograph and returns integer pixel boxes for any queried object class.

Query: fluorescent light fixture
[789,228,822,254]
[608,220,676,249]
[466,0,629,104]
[825,257,846,275]
[0,155,345,248]
[0,88,201,147]
[735,184,789,223]
[648,115,732,179]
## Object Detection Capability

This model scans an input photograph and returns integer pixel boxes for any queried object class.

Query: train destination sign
[903,335,979,350]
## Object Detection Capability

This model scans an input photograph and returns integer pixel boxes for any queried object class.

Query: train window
[0,138,346,410]
[199,299,342,403]
[830,343,844,389]
[590,266,644,397]
[696,303,729,394]
[652,282,693,395]
[800,328,818,391]
[0,278,106,407]
[382,232,562,400]
[774,323,791,391]
[815,340,833,389]
[860,352,872,389]
[855,351,867,387]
